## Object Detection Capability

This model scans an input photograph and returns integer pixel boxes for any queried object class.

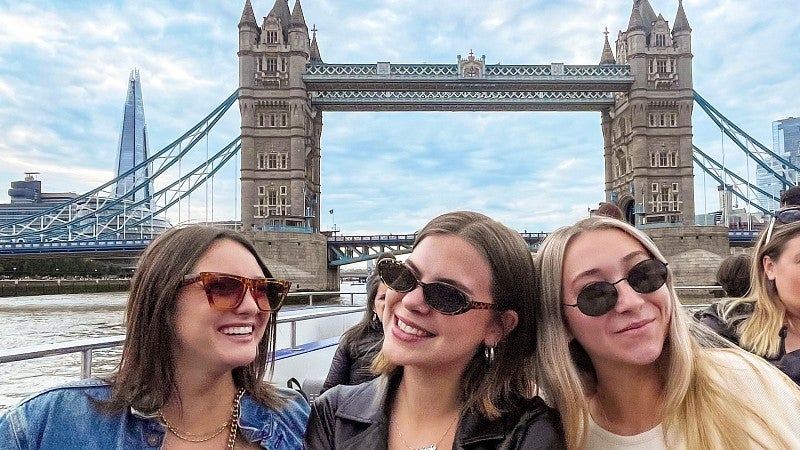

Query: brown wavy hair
[100,225,285,413]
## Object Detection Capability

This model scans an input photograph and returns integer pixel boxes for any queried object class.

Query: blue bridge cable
[0,92,239,240]
[692,145,774,216]
[693,90,798,187]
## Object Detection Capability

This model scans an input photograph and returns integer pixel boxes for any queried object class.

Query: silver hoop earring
[484,345,496,365]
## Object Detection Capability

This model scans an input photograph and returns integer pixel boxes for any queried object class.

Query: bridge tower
[602,0,695,226]
[238,0,332,290]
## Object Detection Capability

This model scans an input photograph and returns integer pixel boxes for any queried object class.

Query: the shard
[114,69,153,208]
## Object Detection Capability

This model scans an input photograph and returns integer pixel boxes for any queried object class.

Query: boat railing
[0,303,365,379]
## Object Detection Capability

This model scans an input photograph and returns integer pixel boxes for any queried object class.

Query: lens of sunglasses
[777,208,800,225]
[575,259,667,316]
[201,274,287,311]
[377,260,471,315]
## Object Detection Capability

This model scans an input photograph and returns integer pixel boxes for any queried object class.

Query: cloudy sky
[0,0,797,235]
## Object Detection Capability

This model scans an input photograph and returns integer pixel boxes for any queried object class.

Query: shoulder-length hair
[340,251,395,352]
[373,211,539,419]
[725,221,800,357]
[101,225,284,413]
[534,216,794,449]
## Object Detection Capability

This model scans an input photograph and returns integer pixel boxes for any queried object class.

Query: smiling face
[380,234,505,374]
[172,238,269,376]
[561,228,671,373]
[374,282,388,322]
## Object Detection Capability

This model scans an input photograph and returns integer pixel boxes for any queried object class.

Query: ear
[485,310,518,345]
[763,255,777,281]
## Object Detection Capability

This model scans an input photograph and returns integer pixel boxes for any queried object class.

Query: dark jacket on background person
[695,301,800,384]
[305,376,565,450]
[321,322,383,392]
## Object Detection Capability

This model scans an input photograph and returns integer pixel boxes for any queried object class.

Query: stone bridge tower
[602,0,695,226]
[238,0,332,290]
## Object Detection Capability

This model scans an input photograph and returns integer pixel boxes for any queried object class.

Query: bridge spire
[673,0,692,32]
[239,0,257,27]
[290,0,307,28]
[599,27,616,65]
[310,24,322,62]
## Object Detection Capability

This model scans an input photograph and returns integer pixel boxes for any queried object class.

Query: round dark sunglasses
[376,259,497,315]
[181,272,290,312]
[564,258,668,317]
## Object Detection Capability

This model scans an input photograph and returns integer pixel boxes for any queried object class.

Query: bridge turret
[289,0,309,54]
[672,0,692,53]
[599,28,616,65]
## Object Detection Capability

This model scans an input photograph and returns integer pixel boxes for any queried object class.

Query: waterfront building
[756,117,800,208]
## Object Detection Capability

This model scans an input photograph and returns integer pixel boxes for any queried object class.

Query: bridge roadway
[0,229,761,264]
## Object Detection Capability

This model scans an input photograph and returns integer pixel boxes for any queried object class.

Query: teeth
[397,319,431,337]
[221,326,252,335]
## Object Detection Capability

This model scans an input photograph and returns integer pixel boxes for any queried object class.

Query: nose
[237,285,263,314]
[399,283,430,313]
[612,279,646,313]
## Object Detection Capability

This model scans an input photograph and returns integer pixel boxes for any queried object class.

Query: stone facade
[644,225,729,287]
[603,0,695,226]
[238,0,331,290]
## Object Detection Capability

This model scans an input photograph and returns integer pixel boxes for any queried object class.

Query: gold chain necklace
[159,387,245,449]
[392,414,459,450]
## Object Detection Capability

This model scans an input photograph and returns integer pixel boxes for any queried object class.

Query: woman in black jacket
[306,211,564,449]
[322,252,395,392]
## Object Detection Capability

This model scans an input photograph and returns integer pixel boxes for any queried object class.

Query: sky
[0,0,798,236]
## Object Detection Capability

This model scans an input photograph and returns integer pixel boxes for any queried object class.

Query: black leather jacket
[321,324,383,392]
[305,376,565,450]
[695,301,800,384]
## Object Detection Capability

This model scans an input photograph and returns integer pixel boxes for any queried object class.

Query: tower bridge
[1,0,793,289]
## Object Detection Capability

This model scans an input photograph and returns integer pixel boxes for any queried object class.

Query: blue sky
[0,0,798,235]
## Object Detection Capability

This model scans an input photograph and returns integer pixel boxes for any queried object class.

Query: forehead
[192,239,262,275]
[409,234,492,292]
[563,228,647,274]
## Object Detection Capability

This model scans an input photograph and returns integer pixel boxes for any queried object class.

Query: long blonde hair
[722,221,800,357]
[534,216,795,449]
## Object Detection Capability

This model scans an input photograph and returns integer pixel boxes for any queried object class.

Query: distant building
[115,69,154,209]
[756,117,800,209]
[0,172,78,226]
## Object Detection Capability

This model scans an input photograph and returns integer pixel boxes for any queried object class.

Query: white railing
[0,299,365,379]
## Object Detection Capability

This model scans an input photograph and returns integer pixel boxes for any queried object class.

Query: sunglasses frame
[764,206,800,244]
[563,258,668,317]
[181,272,290,312]
[376,259,497,315]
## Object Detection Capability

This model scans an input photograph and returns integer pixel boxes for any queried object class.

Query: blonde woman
[697,217,800,383]
[534,216,800,449]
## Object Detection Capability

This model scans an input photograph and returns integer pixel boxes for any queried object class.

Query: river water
[0,284,367,412]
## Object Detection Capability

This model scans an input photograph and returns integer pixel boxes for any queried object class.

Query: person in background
[593,202,624,221]
[534,216,800,449]
[697,218,800,384]
[714,253,751,298]
[322,251,396,392]
[0,225,309,449]
[306,211,564,449]
[780,185,800,207]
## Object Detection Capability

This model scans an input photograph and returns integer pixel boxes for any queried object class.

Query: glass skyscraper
[756,117,800,209]
[114,69,153,208]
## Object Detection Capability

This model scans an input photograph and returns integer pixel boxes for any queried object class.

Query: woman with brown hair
[0,225,309,449]
[305,211,564,449]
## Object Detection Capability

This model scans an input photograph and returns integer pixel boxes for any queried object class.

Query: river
[0,283,367,412]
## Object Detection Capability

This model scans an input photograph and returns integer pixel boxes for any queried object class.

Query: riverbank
[0,279,130,297]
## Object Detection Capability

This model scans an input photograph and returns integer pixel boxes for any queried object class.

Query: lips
[395,317,434,337]
[616,318,653,333]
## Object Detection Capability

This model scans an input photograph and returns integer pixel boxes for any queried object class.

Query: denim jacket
[0,378,310,450]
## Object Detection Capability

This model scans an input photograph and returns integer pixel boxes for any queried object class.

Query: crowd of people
[2,202,800,449]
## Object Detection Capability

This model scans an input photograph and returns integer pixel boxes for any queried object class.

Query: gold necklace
[159,387,245,449]
[392,414,459,450]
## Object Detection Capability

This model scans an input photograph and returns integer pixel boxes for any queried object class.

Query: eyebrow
[405,259,474,295]
[570,250,651,281]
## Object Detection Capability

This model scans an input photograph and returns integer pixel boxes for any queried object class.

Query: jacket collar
[334,375,514,446]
